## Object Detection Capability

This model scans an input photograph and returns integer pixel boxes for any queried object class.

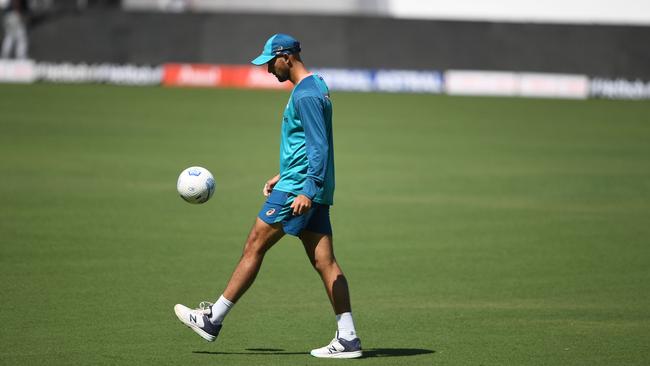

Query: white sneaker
[310,332,363,359]
[173,301,222,342]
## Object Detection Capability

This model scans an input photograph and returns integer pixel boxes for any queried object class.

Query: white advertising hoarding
[445,71,519,96]
[0,60,36,83]
[445,70,588,99]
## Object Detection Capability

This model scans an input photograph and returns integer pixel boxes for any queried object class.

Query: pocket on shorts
[266,190,290,205]
[259,190,291,224]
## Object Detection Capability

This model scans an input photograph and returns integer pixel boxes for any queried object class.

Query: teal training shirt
[274,74,335,205]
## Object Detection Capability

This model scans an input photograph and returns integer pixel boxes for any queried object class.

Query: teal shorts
[258,190,332,236]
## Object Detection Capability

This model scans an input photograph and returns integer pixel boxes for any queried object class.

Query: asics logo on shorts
[266,208,276,216]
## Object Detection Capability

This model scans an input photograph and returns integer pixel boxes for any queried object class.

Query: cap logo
[271,43,300,55]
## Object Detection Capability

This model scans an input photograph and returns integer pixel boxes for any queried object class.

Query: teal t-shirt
[274,74,335,205]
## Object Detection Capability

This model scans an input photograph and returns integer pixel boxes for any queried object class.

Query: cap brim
[251,54,275,66]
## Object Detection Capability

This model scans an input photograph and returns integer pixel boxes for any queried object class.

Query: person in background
[1,0,29,59]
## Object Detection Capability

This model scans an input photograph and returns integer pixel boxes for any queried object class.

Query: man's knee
[242,219,282,258]
[242,233,267,259]
[312,256,338,274]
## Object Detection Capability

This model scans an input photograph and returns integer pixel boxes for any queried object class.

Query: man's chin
[274,74,289,82]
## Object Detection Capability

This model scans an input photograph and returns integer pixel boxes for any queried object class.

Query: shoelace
[329,331,340,345]
[197,301,213,315]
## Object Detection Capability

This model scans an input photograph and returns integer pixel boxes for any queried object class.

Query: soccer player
[174,34,362,359]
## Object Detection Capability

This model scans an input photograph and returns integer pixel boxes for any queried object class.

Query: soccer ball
[177,166,216,204]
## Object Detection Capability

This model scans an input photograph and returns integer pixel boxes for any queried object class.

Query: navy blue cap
[251,34,301,66]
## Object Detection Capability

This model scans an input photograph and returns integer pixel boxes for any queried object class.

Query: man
[174,34,362,359]
[1,0,29,59]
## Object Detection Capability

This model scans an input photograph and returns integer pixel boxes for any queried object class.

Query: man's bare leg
[173,218,284,341]
[301,230,362,358]
[223,217,285,303]
[300,230,351,314]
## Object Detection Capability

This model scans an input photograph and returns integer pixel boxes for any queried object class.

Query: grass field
[1,83,649,365]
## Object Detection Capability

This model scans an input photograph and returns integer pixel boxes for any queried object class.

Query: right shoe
[310,331,363,359]
[173,301,222,342]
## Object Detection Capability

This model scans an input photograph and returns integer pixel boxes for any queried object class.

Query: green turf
[1,83,649,365]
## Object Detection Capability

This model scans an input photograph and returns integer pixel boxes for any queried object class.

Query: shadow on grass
[193,347,434,358]
[193,349,307,356]
[363,348,435,358]
[245,348,285,352]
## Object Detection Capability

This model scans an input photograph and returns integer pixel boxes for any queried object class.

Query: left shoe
[310,332,363,359]
[173,301,222,342]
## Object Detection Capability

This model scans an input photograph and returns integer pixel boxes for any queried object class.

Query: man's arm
[291,95,329,215]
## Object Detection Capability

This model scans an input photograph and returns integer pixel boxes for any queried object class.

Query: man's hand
[291,194,312,215]
[263,174,280,197]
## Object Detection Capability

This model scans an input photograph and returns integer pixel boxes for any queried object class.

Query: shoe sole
[174,304,216,342]
[310,350,363,359]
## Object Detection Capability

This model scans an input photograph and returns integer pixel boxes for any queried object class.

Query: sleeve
[295,96,328,200]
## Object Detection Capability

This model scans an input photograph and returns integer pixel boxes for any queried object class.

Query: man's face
[267,55,290,82]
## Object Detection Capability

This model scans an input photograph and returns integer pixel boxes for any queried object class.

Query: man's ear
[283,54,292,66]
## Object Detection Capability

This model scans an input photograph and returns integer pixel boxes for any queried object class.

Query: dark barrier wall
[28,9,650,79]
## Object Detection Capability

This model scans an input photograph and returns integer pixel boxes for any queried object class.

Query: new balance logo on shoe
[174,303,222,342]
